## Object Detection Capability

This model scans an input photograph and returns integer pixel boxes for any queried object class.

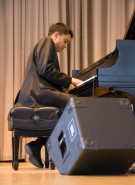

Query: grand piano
[69,9,135,100]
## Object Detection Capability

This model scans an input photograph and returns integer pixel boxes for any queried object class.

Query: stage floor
[0,162,135,185]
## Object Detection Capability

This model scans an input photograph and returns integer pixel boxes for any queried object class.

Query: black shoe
[25,141,44,168]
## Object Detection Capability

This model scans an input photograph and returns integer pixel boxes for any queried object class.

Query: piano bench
[8,106,61,170]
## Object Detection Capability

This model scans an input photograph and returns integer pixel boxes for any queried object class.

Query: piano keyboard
[76,75,97,87]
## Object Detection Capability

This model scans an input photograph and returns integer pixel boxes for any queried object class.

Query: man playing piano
[15,22,83,168]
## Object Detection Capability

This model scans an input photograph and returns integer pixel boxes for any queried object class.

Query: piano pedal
[127,168,135,174]
[127,163,135,174]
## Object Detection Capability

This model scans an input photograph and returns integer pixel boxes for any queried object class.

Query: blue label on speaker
[68,118,77,142]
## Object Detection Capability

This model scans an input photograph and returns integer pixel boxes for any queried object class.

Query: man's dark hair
[48,22,73,38]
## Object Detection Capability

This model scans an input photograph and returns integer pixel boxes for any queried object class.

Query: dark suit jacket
[16,37,72,108]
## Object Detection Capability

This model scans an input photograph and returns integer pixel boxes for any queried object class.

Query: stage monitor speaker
[47,97,135,175]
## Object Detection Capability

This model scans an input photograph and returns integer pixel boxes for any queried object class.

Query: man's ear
[53,32,59,39]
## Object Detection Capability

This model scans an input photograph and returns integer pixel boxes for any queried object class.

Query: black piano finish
[98,40,135,97]
[69,9,135,98]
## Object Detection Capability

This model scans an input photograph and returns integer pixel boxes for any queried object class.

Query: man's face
[54,33,72,52]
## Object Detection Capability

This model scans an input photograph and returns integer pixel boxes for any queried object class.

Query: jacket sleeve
[33,38,72,88]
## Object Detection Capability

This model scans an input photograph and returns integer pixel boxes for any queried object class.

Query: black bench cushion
[8,106,61,131]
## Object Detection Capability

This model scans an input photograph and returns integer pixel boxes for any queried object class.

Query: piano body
[69,9,135,99]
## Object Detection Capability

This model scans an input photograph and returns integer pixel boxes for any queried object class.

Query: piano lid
[73,8,135,81]
[124,8,135,40]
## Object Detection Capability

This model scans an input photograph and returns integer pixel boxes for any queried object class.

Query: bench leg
[50,159,55,170]
[44,138,55,170]
[12,134,20,170]
[44,138,49,168]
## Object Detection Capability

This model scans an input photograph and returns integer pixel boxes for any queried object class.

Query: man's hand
[67,84,76,91]
[63,78,84,92]
[72,78,84,86]
[63,84,75,92]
